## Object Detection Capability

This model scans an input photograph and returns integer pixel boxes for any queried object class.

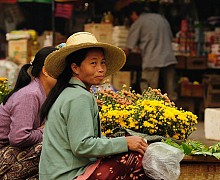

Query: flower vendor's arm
[66,94,128,158]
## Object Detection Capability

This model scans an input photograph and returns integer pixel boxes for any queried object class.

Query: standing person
[125,2,177,101]
[39,32,150,180]
[0,47,57,179]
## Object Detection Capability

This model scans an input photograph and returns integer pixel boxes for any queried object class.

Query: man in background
[124,1,177,101]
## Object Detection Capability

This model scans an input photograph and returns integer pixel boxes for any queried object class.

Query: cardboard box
[204,108,220,141]
[37,31,67,48]
[8,39,32,65]
[112,71,131,91]
[84,23,113,44]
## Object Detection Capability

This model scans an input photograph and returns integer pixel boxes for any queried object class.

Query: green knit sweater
[39,78,128,180]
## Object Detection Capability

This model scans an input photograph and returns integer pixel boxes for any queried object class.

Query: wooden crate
[179,83,203,98]
[186,56,208,70]
[203,74,220,108]
[204,94,220,108]
[176,55,186,69]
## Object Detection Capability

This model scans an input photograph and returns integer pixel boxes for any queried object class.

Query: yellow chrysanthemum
[0,77,7,81]
[95,85,198,140]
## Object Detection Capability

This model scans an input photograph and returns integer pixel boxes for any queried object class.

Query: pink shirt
[0,78,45,148]
[74,159,101,180]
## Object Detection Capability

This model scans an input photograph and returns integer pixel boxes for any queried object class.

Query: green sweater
[39,78,128,180]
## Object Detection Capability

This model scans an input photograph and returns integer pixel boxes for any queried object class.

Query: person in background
[0,46,57,179]
[39,32,150,180]
[124,1,177,101]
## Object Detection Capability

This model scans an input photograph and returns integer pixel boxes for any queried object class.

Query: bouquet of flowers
[93,84,198,140]
[0,78,11,103]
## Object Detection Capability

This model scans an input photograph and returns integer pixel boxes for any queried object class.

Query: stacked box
[84,23,113,44]
[8,38,32,65]
[204,108,220,141]
[7,30,39,65]
[112,26,128,48]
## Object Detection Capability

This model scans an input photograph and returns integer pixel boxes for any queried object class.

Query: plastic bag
[142,142,184,180]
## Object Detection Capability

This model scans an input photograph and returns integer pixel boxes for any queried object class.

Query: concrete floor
[188,120,219,147]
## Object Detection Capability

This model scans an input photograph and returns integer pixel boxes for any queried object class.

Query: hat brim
[44,42,126,79]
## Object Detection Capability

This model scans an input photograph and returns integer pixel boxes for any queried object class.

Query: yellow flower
[105,129,112,135]
[149,129,155,134]
[172,134,179,139]
[102,105,108,111]
[0,78,11,103]
[93,85,198,140]
[0,77,7,81]
[143,121,154,128]
[128,117,136,128]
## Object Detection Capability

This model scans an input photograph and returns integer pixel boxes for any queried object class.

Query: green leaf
[193,151,212,156]
[182,143,192,155]
[213,153,220,159]
[162,138,182,150]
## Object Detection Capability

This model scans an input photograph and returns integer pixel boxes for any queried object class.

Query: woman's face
[73,48,107,89]
[41,66,57,96]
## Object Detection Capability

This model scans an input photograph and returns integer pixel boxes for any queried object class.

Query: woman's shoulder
[12,80,44,100]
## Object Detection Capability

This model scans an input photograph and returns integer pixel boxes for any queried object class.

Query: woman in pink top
[0,47,57,179]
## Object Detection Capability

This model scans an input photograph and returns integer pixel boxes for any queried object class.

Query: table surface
[182,155,220,163]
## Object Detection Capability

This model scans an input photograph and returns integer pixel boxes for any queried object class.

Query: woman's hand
[125,136,148,155]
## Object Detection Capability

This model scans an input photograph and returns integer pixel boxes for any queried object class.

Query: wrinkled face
[72,48,107,89]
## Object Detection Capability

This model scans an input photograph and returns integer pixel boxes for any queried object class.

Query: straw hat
[44,32,126,79]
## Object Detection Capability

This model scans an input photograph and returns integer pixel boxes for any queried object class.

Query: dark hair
[126,2,145,16]
[126,1,159,17]
[40,47,103,123]
[3,46,57,105]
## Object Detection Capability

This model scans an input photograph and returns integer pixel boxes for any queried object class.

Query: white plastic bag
[142,142,184,180]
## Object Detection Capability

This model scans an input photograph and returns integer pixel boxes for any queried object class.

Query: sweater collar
[69,77,87,90]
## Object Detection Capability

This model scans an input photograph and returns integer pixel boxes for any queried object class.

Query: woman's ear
[71,63,79,75]
[42,66,49,77]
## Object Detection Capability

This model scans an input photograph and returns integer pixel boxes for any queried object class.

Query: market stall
[1,0,220,179]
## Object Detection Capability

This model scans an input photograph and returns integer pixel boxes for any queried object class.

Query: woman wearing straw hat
[0,47,57,179]
[39,32,149,180]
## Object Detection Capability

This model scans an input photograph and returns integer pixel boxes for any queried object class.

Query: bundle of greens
[163,138,220,159]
